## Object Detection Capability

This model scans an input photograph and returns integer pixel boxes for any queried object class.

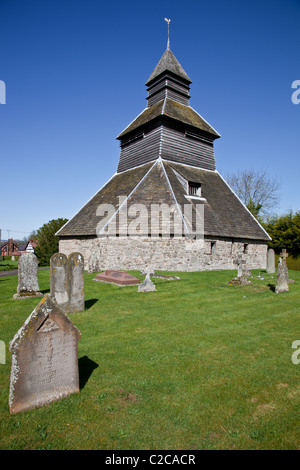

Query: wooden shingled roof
[57,160,270,241]
[146,49,192,85]
[117,98,220,140]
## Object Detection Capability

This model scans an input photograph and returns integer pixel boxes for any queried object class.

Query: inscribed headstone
[9,294,81,414]
[275,249,289,294]
[68,252,85,313]
[13,252,42,299]
[266,248,275,274]
[50,253,69,310]
[50,252,85,313]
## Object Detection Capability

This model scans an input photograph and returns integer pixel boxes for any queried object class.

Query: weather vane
[164,18,171,50]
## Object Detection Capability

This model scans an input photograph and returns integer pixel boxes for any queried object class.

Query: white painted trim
[97,160,159,234]
[117,107,148,138]
[185,195,207,202]
[160,160,190,234]
[216,170,272,241]
[117,159,158,174]
[161,158,217,173]
[55,171,118,236]
[189,105,221,138]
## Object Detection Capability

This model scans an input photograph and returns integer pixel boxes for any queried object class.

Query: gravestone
[68,252,85,313]
[266,248,275,274]
[275,249,289,294]
[13,252,42,299]
[94,270,140,286]
[229,257,252,286]
[242,263,252,278]
[87,249,102,273]
[50,253,69,310]
[138,267,156,292]
[50,252,85,313]
[0,340,5,365]
[9,294,81,414]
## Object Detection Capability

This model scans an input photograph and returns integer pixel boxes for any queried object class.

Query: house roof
[57,160,270,241]
[117,98,220,140]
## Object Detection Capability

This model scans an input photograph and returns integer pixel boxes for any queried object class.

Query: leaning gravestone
[275,249,289,294]
[138,267,156,292]
[50,252,85,313]
[9,294,81,414]
[13,252,43,299]
[266,248,275,274]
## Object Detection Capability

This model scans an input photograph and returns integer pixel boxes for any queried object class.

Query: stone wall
[59,236,268,272]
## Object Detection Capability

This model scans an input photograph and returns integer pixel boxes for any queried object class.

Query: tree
[226,169,280,219]
[264,211,300,257]
[35,218,68,266]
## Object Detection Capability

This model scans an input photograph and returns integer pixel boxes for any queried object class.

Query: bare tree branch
[225,169,280,217]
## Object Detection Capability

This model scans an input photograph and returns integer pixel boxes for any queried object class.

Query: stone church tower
[57,42,270,272]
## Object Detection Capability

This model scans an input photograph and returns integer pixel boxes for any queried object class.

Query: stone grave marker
[13,252,42,300]
[68,252,85,313]
[229,257,252,286]
[50,253,69,311]
[266,248,275,274]
[0,340,5,365]
[50,252,85,313]
[138,266,156,292]
[275,249,289,294]
[94,270,140,286]
[9,294,81,414]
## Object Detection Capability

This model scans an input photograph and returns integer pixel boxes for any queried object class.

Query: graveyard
[0,264,299,450]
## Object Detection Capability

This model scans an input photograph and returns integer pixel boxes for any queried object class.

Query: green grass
[0,268,299,450]
[0,260,18,272]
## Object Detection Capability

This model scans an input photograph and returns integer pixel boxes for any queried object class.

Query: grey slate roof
[146,49,192,85]
[57,160,270,241]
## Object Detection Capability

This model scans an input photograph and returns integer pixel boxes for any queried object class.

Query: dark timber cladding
[116,47,220,174]
[57,42,271,246]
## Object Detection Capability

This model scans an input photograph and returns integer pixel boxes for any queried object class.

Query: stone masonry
[59,237,267,272]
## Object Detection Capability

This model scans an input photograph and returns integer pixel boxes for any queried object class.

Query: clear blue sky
[0,0,299,240]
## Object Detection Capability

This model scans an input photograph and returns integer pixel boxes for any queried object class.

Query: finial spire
[164,18,171,50]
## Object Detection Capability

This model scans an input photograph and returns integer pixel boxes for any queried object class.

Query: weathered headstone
[50,253,69,310]
[266,248,275,274]
[229,257,252,286]
[242,263,252,278]
[138,267,156,292]
[0,340,5,365]
[50,252,85,313]
[9,294,81,414]
[68,252,85,313]
[87,249,102,273]
[13,252,42,299]
[275,249,289,294]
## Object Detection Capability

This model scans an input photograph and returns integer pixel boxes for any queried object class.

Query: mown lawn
[0,268,299,450]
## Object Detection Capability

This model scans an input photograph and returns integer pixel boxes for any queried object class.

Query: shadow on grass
[267,283,276,293]
[79,356,99,390]
[85,298,99,310]
[40,289,50,294]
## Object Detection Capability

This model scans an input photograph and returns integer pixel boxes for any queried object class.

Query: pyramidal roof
[57,160,270,241]
[146,49,192,85]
